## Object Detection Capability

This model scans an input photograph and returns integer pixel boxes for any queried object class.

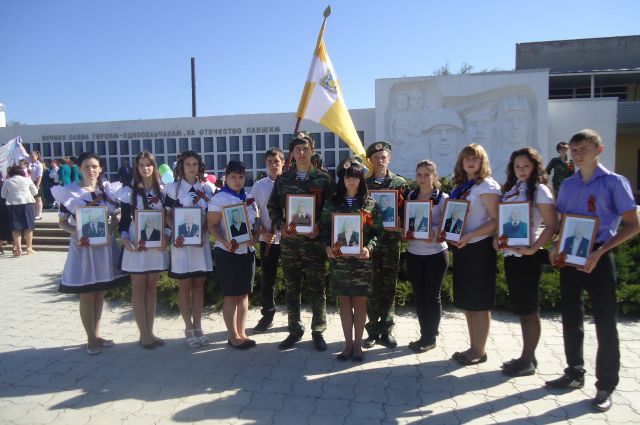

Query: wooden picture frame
[222,203,251,244]
[403,200,432,240]
[75,206,109,247]
[439,199,470,243]
[558,214,599,267]
[135,210,164,249]
[331,212,363,256]
[370,189,399,230]
[286,194,315,235]
[173,207,203,246]
[498,201,532,247]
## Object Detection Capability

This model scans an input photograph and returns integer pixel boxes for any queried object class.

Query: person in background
[69,156,82,184]
[58,158,72,186]
[0,171,13,254]
[545,141,574,196]
[1,166,37,256]
[29,151,44,220]
[47,159,60,208]
[118,158,134,187]
[18,159,30,178]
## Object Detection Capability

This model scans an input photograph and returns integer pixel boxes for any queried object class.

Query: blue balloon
[161,171,174,184]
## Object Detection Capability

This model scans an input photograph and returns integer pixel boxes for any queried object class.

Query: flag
[296,8,369,167]
[0,136,28,176]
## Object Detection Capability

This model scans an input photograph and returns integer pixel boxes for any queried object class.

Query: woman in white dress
[51,152,125,355]
[118,151,170,349]
[164,151,215,347]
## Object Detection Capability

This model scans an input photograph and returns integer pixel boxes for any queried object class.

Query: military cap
[289,131,315,151]
[366,141,392,158]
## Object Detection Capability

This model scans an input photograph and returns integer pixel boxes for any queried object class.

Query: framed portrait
[286,194,315,235]
[222,203,251,244]
[173,207,203,246]
[76,206,109,247]
[135,210,164,249]
[332,213,363,256]
[370,189,399,230]
[558,214,599,267]
[498,202,532,247]
[439,199,470,243]
[404,200,432,240]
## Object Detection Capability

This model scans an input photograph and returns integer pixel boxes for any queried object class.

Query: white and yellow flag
[296,7,368,164]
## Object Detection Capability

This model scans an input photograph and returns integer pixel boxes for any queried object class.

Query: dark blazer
[415,217,429,232]
[337,230,359,247]
[230,222,248,237]
[292,213,312,226]
[563,236,590,258]
[178,223,199,237]
[444,217,463,234]
[82,221,106,238]
[503,220,528,238]
[381,207,395,223]
[141,228,161,242]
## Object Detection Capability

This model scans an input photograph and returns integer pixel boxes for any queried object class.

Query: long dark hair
[174,150,205,183]
[131,151,163,208]
[77,152,116,205]
[334,160,368,207]
[502,147,548,202]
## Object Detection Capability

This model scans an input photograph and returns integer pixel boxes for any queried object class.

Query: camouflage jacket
[365,169,408,241]
[320,196,383,253]
[267,166,335,231]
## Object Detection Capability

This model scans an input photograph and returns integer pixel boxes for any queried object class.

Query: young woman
[207,161,258,349]
[321,157,382,362]
[118,151,170,349]
[498,148,556,376]
[164,151,215,348]
[28,151,44,220]
[51,152,125,355]
[1,165,37,256]
[404,160,449,353]
[449,144,501,366]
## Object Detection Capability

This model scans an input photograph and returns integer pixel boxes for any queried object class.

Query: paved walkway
[0,251,639,424]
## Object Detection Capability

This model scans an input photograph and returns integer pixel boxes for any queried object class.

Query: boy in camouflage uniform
[267,132,335,351]
[364,141,408,349]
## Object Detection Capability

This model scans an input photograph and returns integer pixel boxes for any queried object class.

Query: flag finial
[323,5,331,18]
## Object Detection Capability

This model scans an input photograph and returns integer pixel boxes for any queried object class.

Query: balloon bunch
[158,164,174,184]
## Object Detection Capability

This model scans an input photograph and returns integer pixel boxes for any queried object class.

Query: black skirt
[213,247,255,296]
[451,236,497,311]
[7,203,36,231]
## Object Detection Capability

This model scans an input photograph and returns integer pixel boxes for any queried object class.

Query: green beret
[366,141,392,158]
[337,155,368,176]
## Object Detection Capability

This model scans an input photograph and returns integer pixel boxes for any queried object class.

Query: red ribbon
[587,195,596,213]
[149,196,160,205]
[567,161,574,172]
[397,190,405,208]
[286,222,298,236]
[137,239,148,252]
[405,230,415,241]
[192,190,209,205]
[436,230,447,244]
[362,210,373,226]
[245,198,255,206]
[553,252,568,269]
[332,241,343,258]
[79,236,91,248]
[229,239,239,253]
[497,234,509,249]
[174,235,185,248]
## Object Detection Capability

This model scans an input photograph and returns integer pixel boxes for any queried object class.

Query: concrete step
[34,227,68,237]
[29,244,69,252]
[33,235,70,246]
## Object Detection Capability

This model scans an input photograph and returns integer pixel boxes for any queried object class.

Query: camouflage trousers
[365,237,401,337]
[281,236,327,336]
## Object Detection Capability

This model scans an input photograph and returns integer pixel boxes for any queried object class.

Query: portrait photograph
[558,214,599,267]
[440,199,470,242]
[76,206,109,247]
[222,203,251,244]
[403,200,432,240]
[498,201,532,247]
[173,207,202,246]
[135,210,164,249]
[332,213,363,256]
[370,189,398,229]
[286,194,315,235]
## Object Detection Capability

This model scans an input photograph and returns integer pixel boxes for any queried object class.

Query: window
[269,134,279,148]
[179,138,189,152]
[230,153,240,162]
[312,133,321,149]
[230,136,240,152]
[54,142,62,157]
[64,142,73,156]
[243,135,252,151]
[339,138,348,149]
[119,140,129,155]
[324,132,335,148]
[33,143,41,153]
[243,154,253,168]
[85,141,94,153]
[167,138,177,153]
[217,137,227,152]
[339,150,350,162]
[191,137,201,153]
[357,131,365,143]
[205,155,215,170]
[283,134,293,149]
[75,142,84,154]
[131,140,141,154]
[108,140,117,155]
[256,153,266,167]
[155,156,166,166]
[204,137,214,152]
[324,151,335,167]
[43,144,51,157]
[168,155,176,166]
[23,143,30,153]
[97,141,106,155]
[256,135,266,151]
[143,139,152,153]
[109,158,118,174]
[154,139,165,154]
[245,173,254,187]
[217,154,227,169]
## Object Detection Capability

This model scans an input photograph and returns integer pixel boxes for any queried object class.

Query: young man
[267,133,334,351]
[250,147,285,333]
[547,129,639,412]
[364,141,408,349]
[545,141,575,196]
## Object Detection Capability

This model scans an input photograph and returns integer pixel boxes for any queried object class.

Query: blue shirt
[556,163,636,243]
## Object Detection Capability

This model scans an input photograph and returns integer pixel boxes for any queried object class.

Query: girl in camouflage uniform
[321,157,382,362]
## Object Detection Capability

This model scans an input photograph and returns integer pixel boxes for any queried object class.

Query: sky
[2,0,639,126]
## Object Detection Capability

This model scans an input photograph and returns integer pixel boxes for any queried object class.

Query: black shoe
[378,333,397,348]
[336,349,352,361]
[253,316,273,334]
[502,356,538,369]
[278,333,302,350]
[501,358,536,377]
[363,335,377,349]
[545,374,585,389]
[408,339,436,353]
[312,333,327,352]
[591,390,613,412]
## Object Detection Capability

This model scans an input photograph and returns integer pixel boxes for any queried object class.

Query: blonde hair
[453,144,492,185]
[569,129,603,148]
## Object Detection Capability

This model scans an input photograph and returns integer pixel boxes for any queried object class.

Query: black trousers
[406,250,448,344]
[560,251,619,392]
[259,241,281,317]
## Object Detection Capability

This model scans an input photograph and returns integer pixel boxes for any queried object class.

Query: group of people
[48,128,637,413]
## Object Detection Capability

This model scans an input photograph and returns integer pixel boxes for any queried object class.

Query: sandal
[151,336,166,346]
[97,338,115,348]
[194,329,209,345]
[455,353,487,366]
[86,343,102,355]
[185,329,201,348]
[337,349,352,362]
